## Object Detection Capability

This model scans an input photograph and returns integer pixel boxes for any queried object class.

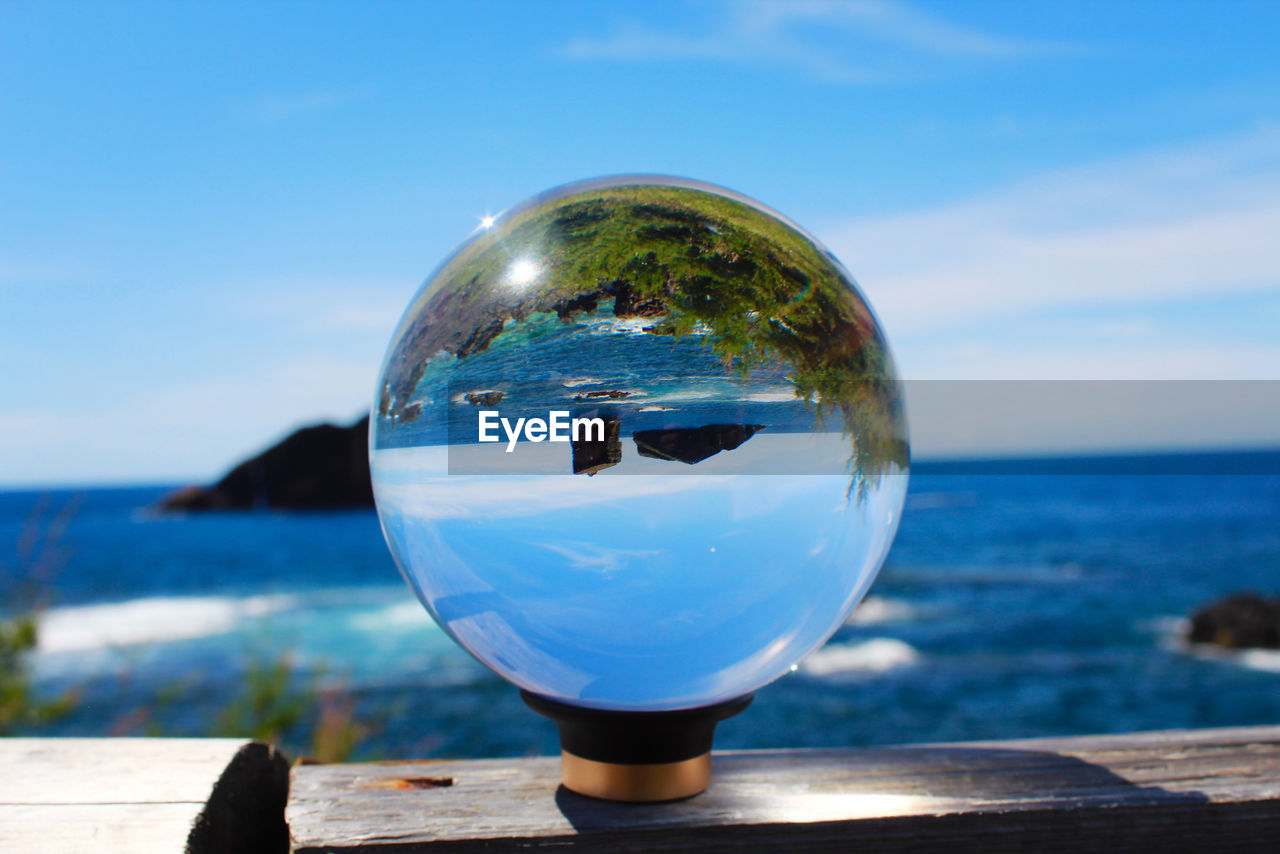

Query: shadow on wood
[187,741,291,854]
[0,738,289,854]
[552,745,1209,831]
[288,726,1280,852]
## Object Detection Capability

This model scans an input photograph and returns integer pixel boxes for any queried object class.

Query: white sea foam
[565,388,648,401]
[743,390,798,403]
[1139,615,1190,641]
[592,318,654,335]
[450,389,503,404]
[640,388,797,405]
[642,390,722,402]
[1184,639,1280,673]
[562,377,604,388]
[801,638,919,678]
[846,596,916,626]
[36,594,297,654]
[349,599,436,632]
[1240,649,1280,673]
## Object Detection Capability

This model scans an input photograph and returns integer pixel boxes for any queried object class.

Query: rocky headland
[157,416,373,512]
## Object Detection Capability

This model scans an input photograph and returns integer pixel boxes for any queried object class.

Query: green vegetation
[381,182,907,484]
[0,491,371,763]
[0,615,74,734]
[1,497,364,760]
[111,648,367,763]
[210,652,366,764]
[0,497,78,735]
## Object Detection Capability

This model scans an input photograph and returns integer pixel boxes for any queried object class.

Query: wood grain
[0,738,288,854]
[288,725,1280,853]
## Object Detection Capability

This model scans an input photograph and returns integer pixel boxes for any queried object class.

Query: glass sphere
[371,176,908,712]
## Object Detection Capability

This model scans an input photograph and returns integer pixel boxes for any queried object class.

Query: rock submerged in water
[157,416,373,512]
[1187,592,1280,649]
[463,390,504,407]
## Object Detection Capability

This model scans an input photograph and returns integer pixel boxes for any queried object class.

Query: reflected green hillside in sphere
[371,176,909,711]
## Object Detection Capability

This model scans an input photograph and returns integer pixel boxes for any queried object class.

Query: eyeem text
[478,410,606,452]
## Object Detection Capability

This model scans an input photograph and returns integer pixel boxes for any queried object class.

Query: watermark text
[478,410,606,452]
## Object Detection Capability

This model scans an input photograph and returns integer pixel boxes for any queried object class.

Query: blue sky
[3,0,1279,485]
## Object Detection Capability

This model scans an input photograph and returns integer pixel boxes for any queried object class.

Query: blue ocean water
[3,456,1279,758]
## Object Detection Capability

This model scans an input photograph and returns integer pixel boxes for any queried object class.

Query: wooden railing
[5,726,1280,852]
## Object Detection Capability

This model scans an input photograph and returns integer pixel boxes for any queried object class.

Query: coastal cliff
[158,416,373,512]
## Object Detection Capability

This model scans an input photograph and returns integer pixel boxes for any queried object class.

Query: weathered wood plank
[0,804,208,854]
[288,725,1280,853]
[0,738,264,805]
[0,738,289,854]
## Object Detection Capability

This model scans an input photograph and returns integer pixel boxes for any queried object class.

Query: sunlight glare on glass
[506,257,540,288]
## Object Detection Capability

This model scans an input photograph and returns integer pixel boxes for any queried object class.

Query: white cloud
[1093,317,1156,338]
[821,127,1280,353]
[0,271,417,486]
[534,542,663,574]
[562,0,1067,83]
[739,0,1054,57]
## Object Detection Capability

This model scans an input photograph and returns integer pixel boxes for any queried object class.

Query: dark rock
[455,317,508,358]
[556,292,600,319]
[608,281,667,318]
[158,416,373,512]
[463,391,505,407]
[1187,592,1280,649]
[634,424,765,465]
[572,417,621,476]
[572,390,632,402]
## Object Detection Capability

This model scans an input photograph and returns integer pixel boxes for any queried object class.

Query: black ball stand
[521,690,752,802]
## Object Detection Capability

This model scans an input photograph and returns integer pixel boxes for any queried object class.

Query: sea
[3,451,1280,759]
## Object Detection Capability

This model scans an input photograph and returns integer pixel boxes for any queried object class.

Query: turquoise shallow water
[3,453,1279,758]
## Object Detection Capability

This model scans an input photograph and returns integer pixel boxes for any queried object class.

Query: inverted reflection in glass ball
[371,176,908,711]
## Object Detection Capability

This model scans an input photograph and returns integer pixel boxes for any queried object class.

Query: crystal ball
[371,176,908,711]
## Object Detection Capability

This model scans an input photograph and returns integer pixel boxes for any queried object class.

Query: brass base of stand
[560,750,711,802]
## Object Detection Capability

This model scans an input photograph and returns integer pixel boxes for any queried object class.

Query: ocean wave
[590,318,656,336]
[743,390,798,403]
[1138,615,1190,640]
[1145,614,1280,675]
[1182,639,1280,673]
[349,599,436,632]
[450,389,503,405]
[1240,649,1280,673]
[36,594,298,654]
[846,596,916,626]
[640,390,724,403]
[800,638,920,678]
[561,388,648,402]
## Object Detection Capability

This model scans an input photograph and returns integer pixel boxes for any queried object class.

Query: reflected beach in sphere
[371,176,908,711]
